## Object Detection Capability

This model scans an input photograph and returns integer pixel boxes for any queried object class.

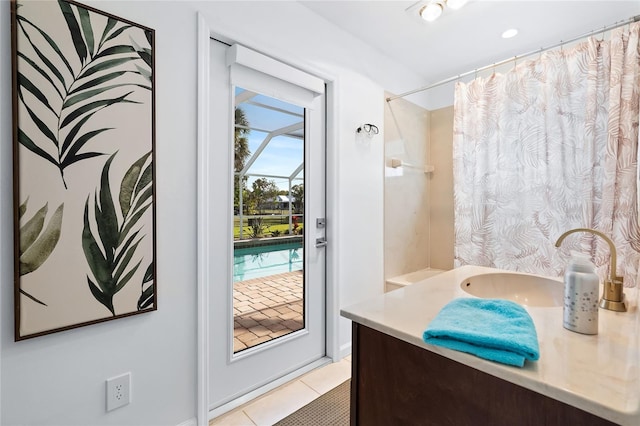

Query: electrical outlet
[106,372,131,411]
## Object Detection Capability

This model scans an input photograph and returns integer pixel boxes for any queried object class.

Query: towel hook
[356,123,379,137]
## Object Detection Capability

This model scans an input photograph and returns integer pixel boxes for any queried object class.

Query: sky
[236,88,304,191]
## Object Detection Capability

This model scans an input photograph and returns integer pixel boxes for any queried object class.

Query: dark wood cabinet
[350,323,616,426]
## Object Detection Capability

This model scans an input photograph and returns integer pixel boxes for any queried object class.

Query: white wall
[1,1,198,425]
[0,1,428,424]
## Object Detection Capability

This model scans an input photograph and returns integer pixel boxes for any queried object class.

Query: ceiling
[301,1,640,89]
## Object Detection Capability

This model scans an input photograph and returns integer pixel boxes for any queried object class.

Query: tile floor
[234,271,303,353]
[210,356,352,426]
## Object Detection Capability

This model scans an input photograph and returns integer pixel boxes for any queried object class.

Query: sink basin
[460,272,564,307]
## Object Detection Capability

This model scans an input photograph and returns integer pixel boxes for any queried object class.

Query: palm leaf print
[82,152,153,315]
[19,199,64,306]
[15,0,152,189]
[137,263,154,310]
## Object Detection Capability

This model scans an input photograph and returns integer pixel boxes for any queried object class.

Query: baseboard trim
[339,342,352,359]
[176,417,197,426]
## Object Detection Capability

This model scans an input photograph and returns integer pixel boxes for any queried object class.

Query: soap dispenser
[563,251,599,335]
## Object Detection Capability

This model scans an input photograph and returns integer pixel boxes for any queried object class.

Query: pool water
[234,242,303,282]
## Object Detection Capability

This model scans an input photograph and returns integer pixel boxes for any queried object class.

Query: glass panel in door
[233,87,306,353]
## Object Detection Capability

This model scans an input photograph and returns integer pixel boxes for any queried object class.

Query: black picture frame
[11,0,157,340]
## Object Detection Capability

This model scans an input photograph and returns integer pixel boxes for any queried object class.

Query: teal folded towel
[422,298,539,368]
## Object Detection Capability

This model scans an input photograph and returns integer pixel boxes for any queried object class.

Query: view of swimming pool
[234,242,303,282]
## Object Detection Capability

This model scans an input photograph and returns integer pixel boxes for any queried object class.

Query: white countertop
[341,265,640,425]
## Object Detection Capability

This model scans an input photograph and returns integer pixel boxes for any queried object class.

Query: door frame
[195,13,341,426]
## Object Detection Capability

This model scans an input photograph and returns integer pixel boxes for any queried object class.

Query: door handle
[315,237,328,248]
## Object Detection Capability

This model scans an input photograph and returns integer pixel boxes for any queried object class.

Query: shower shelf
[388,158,435,174]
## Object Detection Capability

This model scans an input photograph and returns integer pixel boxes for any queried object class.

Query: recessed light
[502,28,518,39]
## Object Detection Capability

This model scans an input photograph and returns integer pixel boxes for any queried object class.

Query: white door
[208,40,327,409]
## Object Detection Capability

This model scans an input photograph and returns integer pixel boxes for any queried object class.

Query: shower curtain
[453,22,640,286]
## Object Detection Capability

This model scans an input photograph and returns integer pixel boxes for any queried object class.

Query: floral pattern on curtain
[453,22,640,287]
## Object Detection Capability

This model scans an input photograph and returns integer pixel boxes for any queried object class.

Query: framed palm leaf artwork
[11,0,156,340]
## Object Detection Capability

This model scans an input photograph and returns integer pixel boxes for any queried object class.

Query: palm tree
[234,108,251,211]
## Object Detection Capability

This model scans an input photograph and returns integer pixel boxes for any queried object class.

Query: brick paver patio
[233,270,303,352]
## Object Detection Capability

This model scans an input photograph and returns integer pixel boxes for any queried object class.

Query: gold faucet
[555,228,626,312]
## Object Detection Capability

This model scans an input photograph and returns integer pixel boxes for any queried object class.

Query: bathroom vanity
[341,266,640,425]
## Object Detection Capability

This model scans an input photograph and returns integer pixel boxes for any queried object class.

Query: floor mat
[273,380,350,426]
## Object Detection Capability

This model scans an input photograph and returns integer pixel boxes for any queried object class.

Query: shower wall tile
[429,106,455,270]
[384,93,430,279]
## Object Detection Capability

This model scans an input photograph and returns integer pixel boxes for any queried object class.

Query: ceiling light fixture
[419,0,468,23]
[419,2,444,22]
[501,28,519,39]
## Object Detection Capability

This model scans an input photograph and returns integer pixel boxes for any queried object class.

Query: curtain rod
[387,14,640,102]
